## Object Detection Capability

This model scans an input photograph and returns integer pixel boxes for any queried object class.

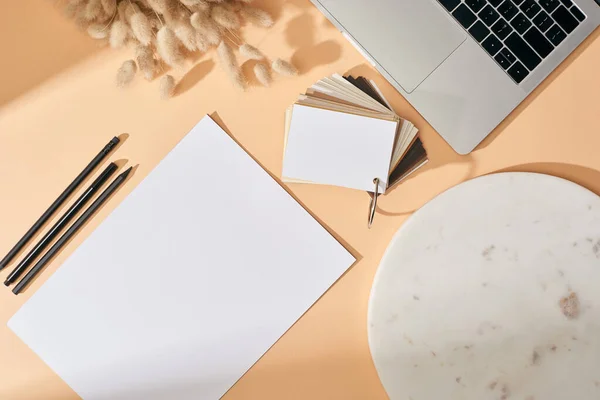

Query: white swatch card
[8,116,356,400]
[282,104,397,193]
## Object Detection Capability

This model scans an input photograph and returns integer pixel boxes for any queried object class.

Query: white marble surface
[368,173,600,400]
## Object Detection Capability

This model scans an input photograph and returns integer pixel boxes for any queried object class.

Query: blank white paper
[282,104,397,193]
[8,116,355,400]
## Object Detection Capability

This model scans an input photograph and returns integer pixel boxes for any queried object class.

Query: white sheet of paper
[8,116,356,400]
[282,104,397,192]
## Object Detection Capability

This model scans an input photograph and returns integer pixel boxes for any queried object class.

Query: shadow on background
[285,12,342,74]
[176,60,215,95]
[496,163,600,195]
[0,1,104,108]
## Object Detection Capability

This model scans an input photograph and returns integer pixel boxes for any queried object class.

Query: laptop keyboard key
[520,0,541,18]
[498,0,519,20]
[494,50,513,69]
[511,12,532,33]
[482,34,503,55]
[479,5,501,26]
[539,0,560,13]
[545,23,567,45]
[570,5,586,22]
[508,61,529,83]
[469,20,491,41]
[500,47,517,64]
[438,0,461,12]
[523,26,554,57]
[438,0,578,79]
[453,4,478,28]
[552,5,579,33]
[465,0,487,13]
[505,32,541,70]
[533,10,554,31]
[492,19,514,39]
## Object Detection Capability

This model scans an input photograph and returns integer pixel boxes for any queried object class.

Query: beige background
[0,1,599,399]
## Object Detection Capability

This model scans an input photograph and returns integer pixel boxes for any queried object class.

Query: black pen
[13,167,133,295]
[4,163,118,286]
[0,137,120,271]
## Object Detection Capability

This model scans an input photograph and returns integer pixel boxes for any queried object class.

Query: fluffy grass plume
[211,4,240,29]
[87,23,109,39]
[239,44,263,60]
[84,0,103,21]
[116,59,137,87]
[109,20,129,48]
[240,5,273,28]
[160,74,177,98]
[190,12,222,45]
[173,20,198,51]
[272,58,298,76]
[217,41,245,89]
[157,26,184,67]
[254,63,271,87]
[127,4,153,46]
[136,45,157,80]
[100,0,116,16]
[62,0,292,94]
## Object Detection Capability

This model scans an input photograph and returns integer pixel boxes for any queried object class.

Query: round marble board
[368,173,600,400]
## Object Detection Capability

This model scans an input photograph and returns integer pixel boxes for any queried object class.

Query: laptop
[311,0,600,154]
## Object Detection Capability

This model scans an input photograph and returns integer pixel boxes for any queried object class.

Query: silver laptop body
[311,0,600,154]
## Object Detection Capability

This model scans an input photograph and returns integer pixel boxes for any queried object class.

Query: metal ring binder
[368,178,380,229]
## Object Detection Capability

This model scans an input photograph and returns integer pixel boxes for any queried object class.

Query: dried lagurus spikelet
[127,4,153,46]
[179,0,202,6]
[192,0,211,12]
[87,23,109,39]
[157,26,185,67]
[254,63,271,87]
[173,20,198,51]
[195,31,209,52]
[160,74,177,98]
[239,44,263,60]
[116,59,137,87]
[117,0,129,21]
[100,0,117,16]
[217,41,245,89]
[109,20,129,48]
[63,1,82,18]
[272,58,298,76]
[190,12,222,45]
[240,5,273,28]
[136,45,157,80]
[84,0,103,21]
[211,4,240,29]
[145,0,169,13]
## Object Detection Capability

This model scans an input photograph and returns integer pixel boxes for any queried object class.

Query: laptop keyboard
[438,0,587,83]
